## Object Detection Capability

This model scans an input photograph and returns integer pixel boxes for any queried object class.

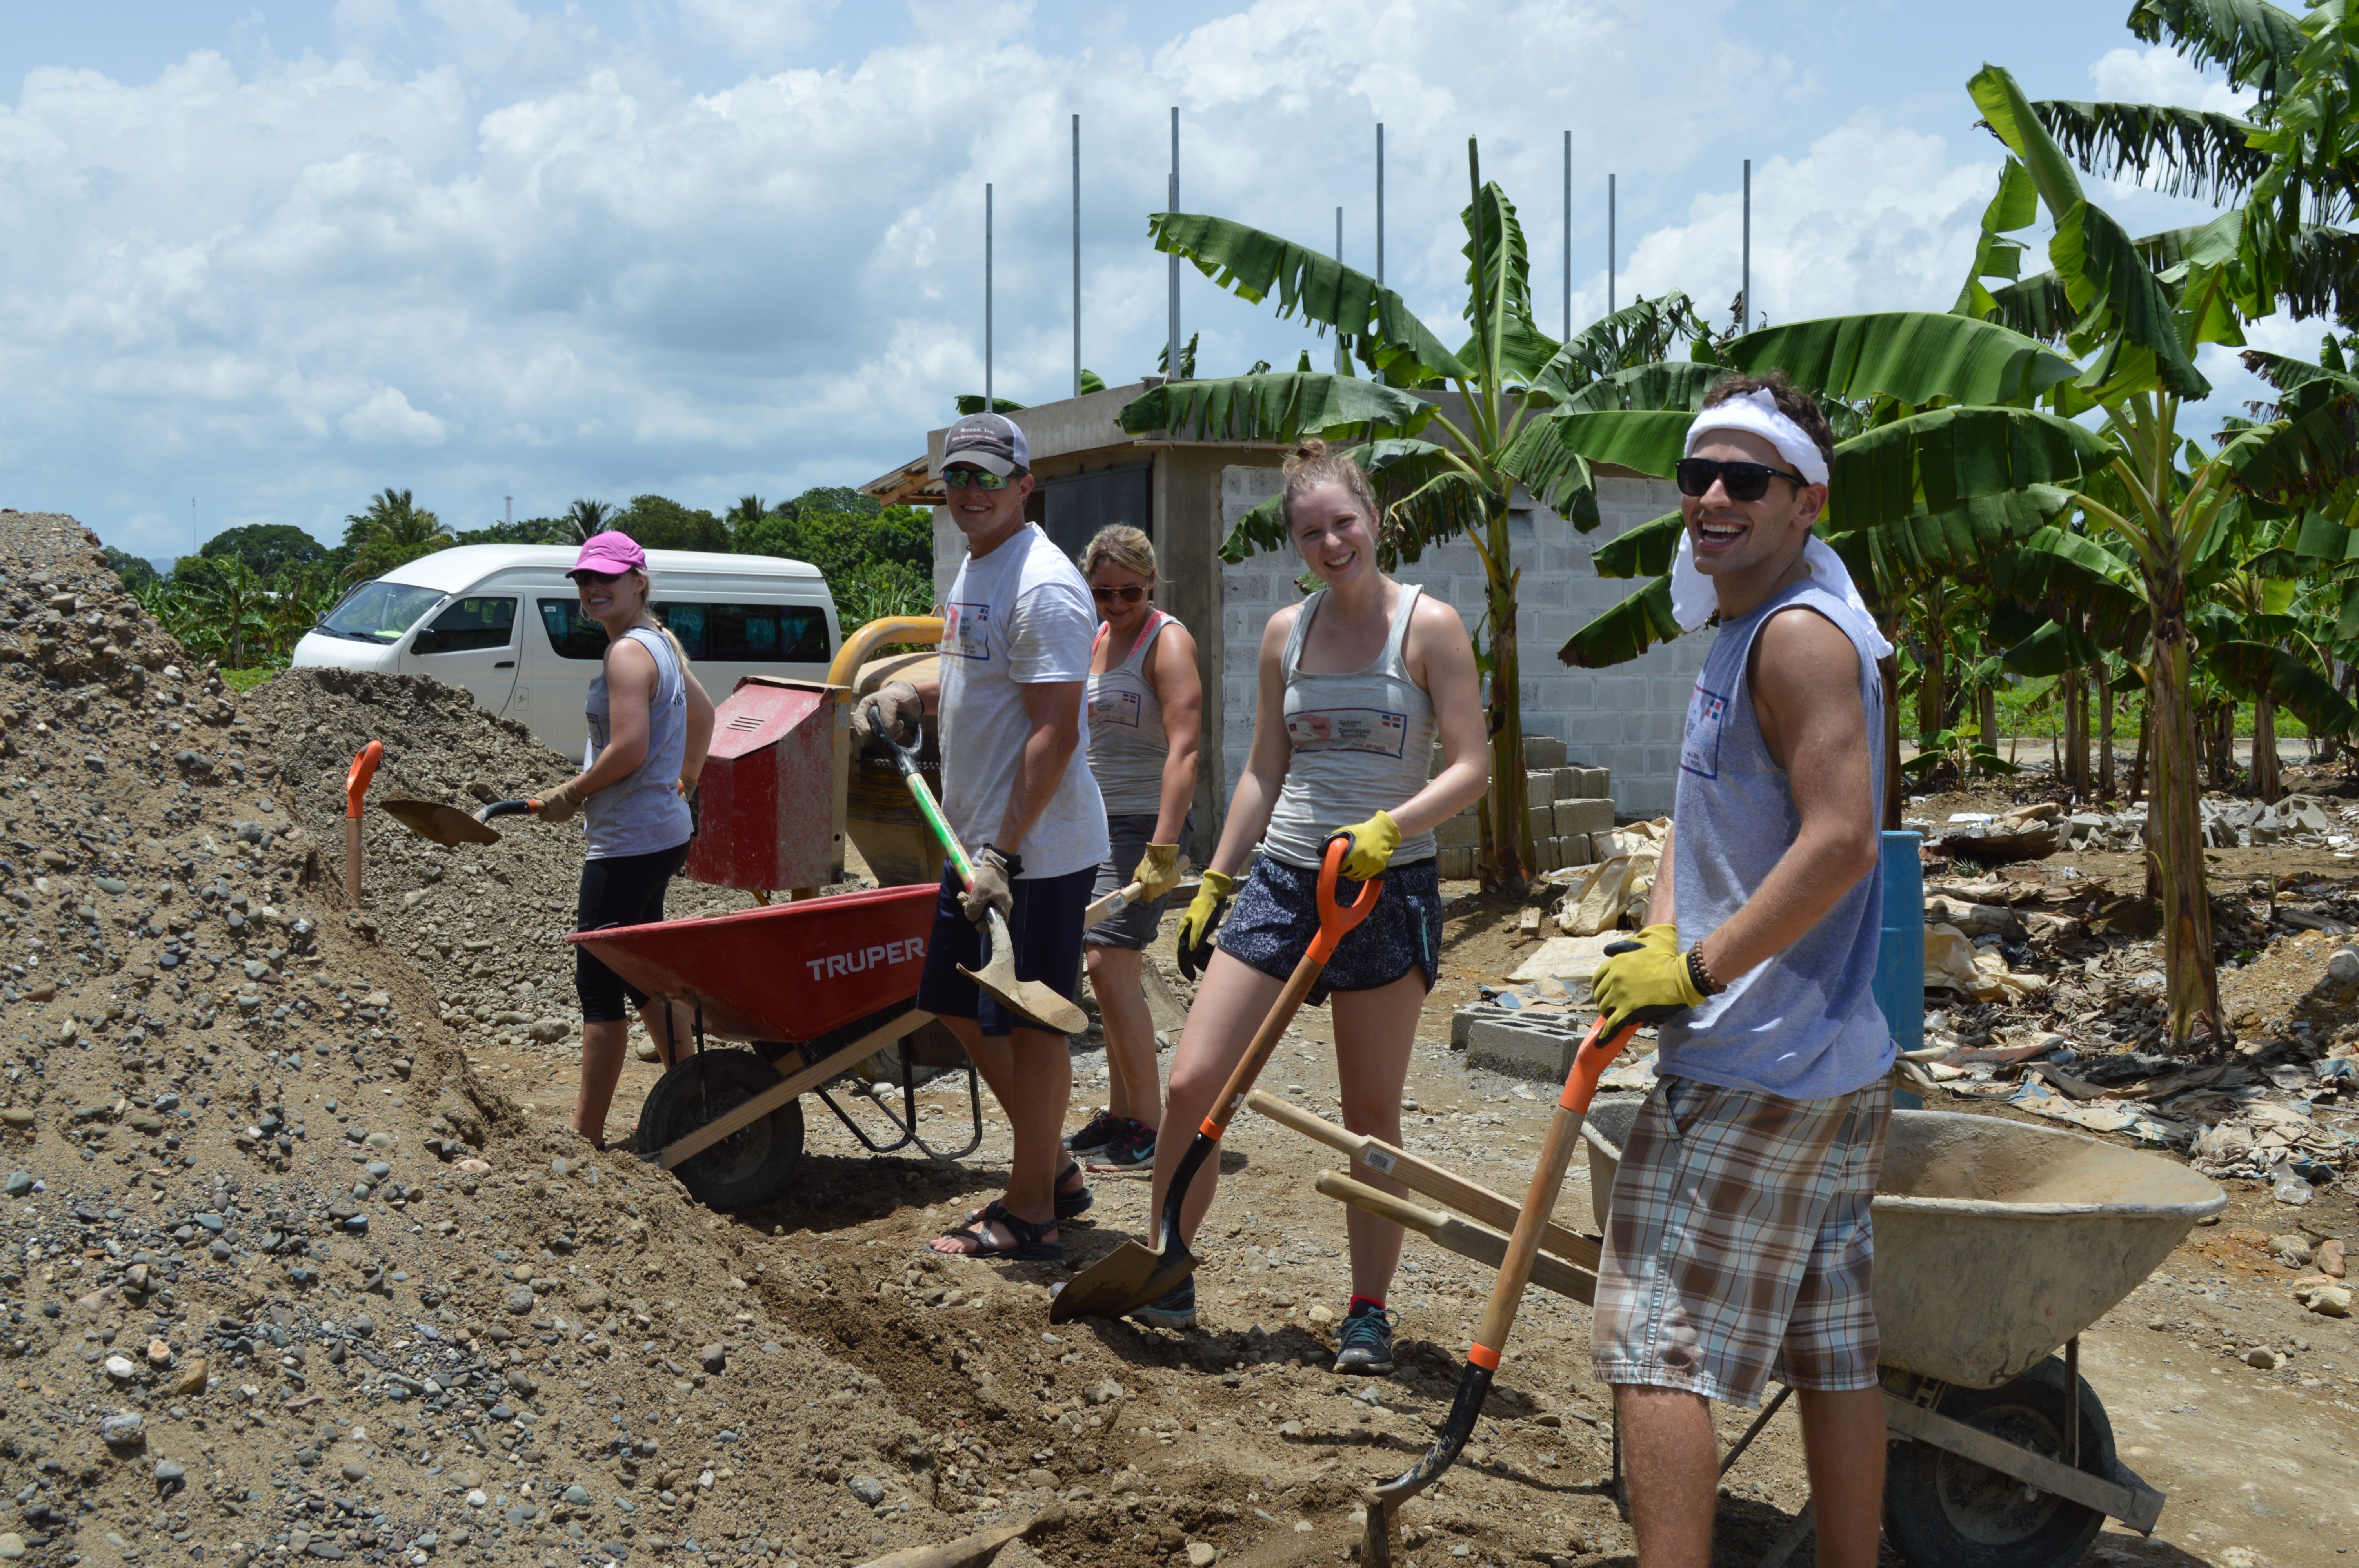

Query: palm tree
[563,499,613,544]
[343,488,454,582]
[1115,140,1709,887]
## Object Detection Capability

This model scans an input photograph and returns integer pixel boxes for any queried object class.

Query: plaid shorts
[1590,1073,1891,1406]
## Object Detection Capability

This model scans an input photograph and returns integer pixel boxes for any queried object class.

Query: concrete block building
[866,383,1703,848]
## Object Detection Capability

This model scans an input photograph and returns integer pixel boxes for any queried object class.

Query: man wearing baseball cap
[854,412,1109,1261]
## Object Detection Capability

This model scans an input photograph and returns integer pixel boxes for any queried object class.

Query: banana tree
[1116,140,1709,888]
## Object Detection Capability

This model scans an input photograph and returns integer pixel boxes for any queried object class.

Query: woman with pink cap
[535,530,717,1148]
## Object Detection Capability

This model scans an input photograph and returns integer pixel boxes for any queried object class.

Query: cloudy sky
[0,0,2300,564]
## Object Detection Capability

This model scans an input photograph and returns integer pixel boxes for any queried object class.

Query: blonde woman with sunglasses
[1065,525,1201,1172]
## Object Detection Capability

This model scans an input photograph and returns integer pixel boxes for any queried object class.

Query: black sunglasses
[1675,457,1811,502]
[1091,584,1147,603]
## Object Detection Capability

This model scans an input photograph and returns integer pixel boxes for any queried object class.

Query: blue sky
[0,1,2302,564]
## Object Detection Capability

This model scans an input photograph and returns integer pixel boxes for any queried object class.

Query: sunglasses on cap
[1091,584,1147,604]
[1675,457,1811,503]
[942,467,1014,490]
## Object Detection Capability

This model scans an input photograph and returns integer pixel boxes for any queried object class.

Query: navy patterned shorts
[1216,855,1442,1003]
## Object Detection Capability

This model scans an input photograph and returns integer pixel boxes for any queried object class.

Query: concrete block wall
[1216,467,1705,818]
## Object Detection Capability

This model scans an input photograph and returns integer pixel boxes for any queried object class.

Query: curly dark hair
[1701,370,1835,468]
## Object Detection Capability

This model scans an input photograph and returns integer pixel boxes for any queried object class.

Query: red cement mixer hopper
[681,677,838,891]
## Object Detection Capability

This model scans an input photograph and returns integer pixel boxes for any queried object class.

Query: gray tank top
[1087,609,1175,816]
[584,626,693,861]
[1656,580,1892,1099]
[1262,584,1438,871]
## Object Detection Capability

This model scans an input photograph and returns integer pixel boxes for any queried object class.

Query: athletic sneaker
[1092,1118,1157,1170]
[1128,1276,1196,1330]
[1332,1303,1398,1376]
[1064,1108,1122,1153]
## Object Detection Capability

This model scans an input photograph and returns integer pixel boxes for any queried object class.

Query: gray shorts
[1087,812,1193,950]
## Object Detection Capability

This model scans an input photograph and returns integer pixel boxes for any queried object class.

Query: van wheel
[636,1049,804,1212]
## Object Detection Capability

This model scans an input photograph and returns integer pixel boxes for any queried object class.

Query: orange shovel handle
[345,740,383,819]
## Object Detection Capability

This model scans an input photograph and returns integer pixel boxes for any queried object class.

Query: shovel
[1050,833,1378,1324]
[867,726,1089,1036]
[344,741,382,907]
[380,797,542,848]
[1361,994,1680,1565]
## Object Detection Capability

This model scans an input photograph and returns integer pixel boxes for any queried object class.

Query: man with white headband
[1587,372,1893,1568]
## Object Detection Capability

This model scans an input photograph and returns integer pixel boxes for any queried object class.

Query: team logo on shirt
[1287,707,1408,757]
[1681,684,1729,780]
[943,601,992,661]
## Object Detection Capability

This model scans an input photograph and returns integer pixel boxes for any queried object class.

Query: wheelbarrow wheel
[636,1049,805,1212]
[1881,1354,2115,1568]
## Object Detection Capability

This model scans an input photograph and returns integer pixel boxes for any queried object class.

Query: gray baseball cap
[939,412,1029,477]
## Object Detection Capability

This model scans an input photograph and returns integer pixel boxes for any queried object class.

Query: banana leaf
[1149,212,1470,385]
[1115,372,1429,445]
[2000,615,2108,678]
[1727,310,2079,406]
[1971,64,2211,399]
[1954,159,2039,318]
[1531,295,1708,403]
[1592,510,1684,579]
[1826,484,2071,587]
[1556,360,1725,414]
[2201,638,2359,735]
[2127,0,2304,98]
[1558,574,1684,668]
[2030,99,2267,203]
[2222,386,2359,504]
[1825,405,2108,530]
[1457,180,1558,385]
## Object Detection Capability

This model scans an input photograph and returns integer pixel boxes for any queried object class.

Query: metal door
[400,595,521,716]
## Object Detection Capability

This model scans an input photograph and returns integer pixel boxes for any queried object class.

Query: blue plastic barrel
[1872,830,1925,1110]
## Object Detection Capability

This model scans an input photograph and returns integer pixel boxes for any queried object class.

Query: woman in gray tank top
[1067,526,1201,1173]
[1139,441,1489,1365]
[531,532,716,1152]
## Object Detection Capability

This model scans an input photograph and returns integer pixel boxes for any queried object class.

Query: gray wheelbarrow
[1583,1102,2226,1568]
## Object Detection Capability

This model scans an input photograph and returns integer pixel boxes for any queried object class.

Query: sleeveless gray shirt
[1657,580,1892,1099]
[1262,584,1438,871]
[1087,609,1176,816]
[584,626,693,861]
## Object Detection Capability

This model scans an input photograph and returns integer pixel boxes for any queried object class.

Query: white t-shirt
[939,525,1110,880]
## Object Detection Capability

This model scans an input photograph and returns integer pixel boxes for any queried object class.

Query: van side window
[537,600,611,661]
[418,597,516,654]
[652,603,831,662]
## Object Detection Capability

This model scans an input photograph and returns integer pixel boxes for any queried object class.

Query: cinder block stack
[1430,733,1619,880]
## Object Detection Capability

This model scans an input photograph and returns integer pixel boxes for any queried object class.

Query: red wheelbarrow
[568,884,983,1211]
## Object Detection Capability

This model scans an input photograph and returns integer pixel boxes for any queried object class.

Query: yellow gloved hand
[1588,922,1706,1031]
[1132,843,1185,903]
[1176,868,1235,983]
[1329,810,1401,881]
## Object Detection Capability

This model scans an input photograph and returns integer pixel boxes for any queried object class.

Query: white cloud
[341,387,449,446]
[1621,115,1997,330]
[2089,44,2256,115]
[678,0,841,61]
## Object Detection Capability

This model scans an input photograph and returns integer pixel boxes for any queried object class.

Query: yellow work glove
[1176,868,1235,983]
[1329,809,1401,881]
[1588,922,1707,1031]
[534,777,589,826]
[1132,843,1184,903]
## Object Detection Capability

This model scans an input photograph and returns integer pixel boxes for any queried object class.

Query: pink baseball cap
[569,531,645,578]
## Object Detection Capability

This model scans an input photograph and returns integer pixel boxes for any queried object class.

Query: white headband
[1668,390,1894,658]
[1682,387,1830,485]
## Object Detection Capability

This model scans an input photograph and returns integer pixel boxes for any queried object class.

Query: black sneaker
[1063,1108,1121,1152]
[1128,1275,1196,1330]
[1332,1303,1398,1375]
[1092,1118,1157,1169]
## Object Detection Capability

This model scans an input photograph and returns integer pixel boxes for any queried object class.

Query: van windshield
[319,582,447,644]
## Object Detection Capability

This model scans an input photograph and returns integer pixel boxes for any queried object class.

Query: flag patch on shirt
[1680,684,1729,780]
[943,601,992,661]
[1286,706,1408,758]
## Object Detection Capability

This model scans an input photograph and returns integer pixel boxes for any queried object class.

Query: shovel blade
[959,909,1087,1034]
[380,799,501,847]
[1048,1239,1193,1324]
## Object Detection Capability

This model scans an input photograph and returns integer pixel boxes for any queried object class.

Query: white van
[291,545,840,758]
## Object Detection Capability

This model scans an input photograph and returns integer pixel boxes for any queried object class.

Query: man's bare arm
[1692,610,1879,985]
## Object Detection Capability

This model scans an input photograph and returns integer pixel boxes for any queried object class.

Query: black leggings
[574,841,691,1022]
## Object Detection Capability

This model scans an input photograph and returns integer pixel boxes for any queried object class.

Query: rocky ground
[0,506,2349,1568]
